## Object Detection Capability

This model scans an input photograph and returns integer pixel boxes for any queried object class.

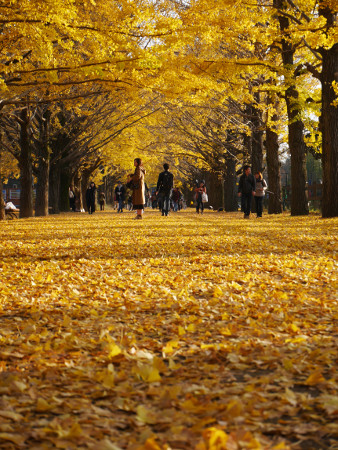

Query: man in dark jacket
[238,165,256,218]
[156,163,174,216]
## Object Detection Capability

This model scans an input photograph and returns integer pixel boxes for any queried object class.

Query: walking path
[0,211,337,449]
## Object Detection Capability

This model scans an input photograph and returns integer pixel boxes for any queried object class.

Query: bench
[5,209,19,219]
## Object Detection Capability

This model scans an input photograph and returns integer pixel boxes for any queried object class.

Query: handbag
[202,192,208,202]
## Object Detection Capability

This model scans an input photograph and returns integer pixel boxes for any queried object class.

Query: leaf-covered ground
[0,210,337,450]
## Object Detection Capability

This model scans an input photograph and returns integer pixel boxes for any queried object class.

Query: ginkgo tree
[0,0,337,217]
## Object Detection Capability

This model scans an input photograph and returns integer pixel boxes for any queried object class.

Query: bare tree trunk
[49,162,60,214]
[224,153,238,211]
[81,171,91,212]
[35,109,51,216]
[0,141,5,220]
[73,171,83,211]
[60,169,72,212]
[35,156,50,216]
[251,94,264,175]
[274,0,309,216]
[266,121,282,214]
[286,91,309,215]
[319,3,338,217]
[18,108,34,218]
[0,169,4,221]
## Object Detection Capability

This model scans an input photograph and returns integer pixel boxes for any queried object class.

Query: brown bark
[35,109,51,216]
[286,90,309,215]
[18,108,34,218]
[0,139,5,220]
[49,162,60,214]
[73,171,83,211]
[0,174,4,221]
[251,94,264,175]
[35,156,49,216]
[266,120,282,214]
[321,45,338,217]
[224,153,238,211]
[274,0,309,216]
[319,1,338,217]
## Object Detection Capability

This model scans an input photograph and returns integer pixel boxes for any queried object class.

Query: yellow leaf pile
[0,210,337,449]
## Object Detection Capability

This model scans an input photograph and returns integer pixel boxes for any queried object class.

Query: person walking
[254,172,267,218]
[86,181,97,214]
[127,158,146,219]
[156,163,174,216]
[195,181,206,214]
[115,181,126,213]
[238,165,256,219]
[99,191,106,211]
[69,186,76,212]
[172,187,181,212]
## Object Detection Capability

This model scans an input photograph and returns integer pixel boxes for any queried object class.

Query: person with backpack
[156,163,174,216]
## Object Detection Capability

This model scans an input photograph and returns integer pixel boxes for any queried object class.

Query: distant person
[151,192,157,209]
[86,181,97,214]
[195,181,206,214]
[127,195,133,211]
[69,186,76,212]
[99,191,106,211]
[238,165,256,219]
[172,187,182,212]
[115,182,125,213]
[127,158,146,219]
[156,163,174,216]
[254,172,267,218]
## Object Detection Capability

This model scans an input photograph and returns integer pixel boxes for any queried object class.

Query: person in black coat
[238,165,256,219]
[86,182,97,214]
[156,163,174,216]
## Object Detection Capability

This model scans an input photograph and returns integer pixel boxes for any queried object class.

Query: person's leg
[246,193,252,216]
[243,193,251,217]
[257,197,263,217]
[164,195,170,215]
[201,201,204,214]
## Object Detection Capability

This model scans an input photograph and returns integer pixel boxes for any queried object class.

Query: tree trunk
[251,94,264,175]
[0,175,4,221]
[60,169,72,212]
[320,36,338,216]
[49,162,60,213]
[35,108,51,217]
[266,122,282,214]
[35,156,50,216]
[274,0,309,216]
[0,144,5,220]
[18,108,34,218]
[286,90,309,215]
[224,153,238,211]
[81,172,91,212]
[73,171,83,211]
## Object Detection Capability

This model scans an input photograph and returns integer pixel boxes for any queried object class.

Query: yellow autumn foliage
[0,210,337,449]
